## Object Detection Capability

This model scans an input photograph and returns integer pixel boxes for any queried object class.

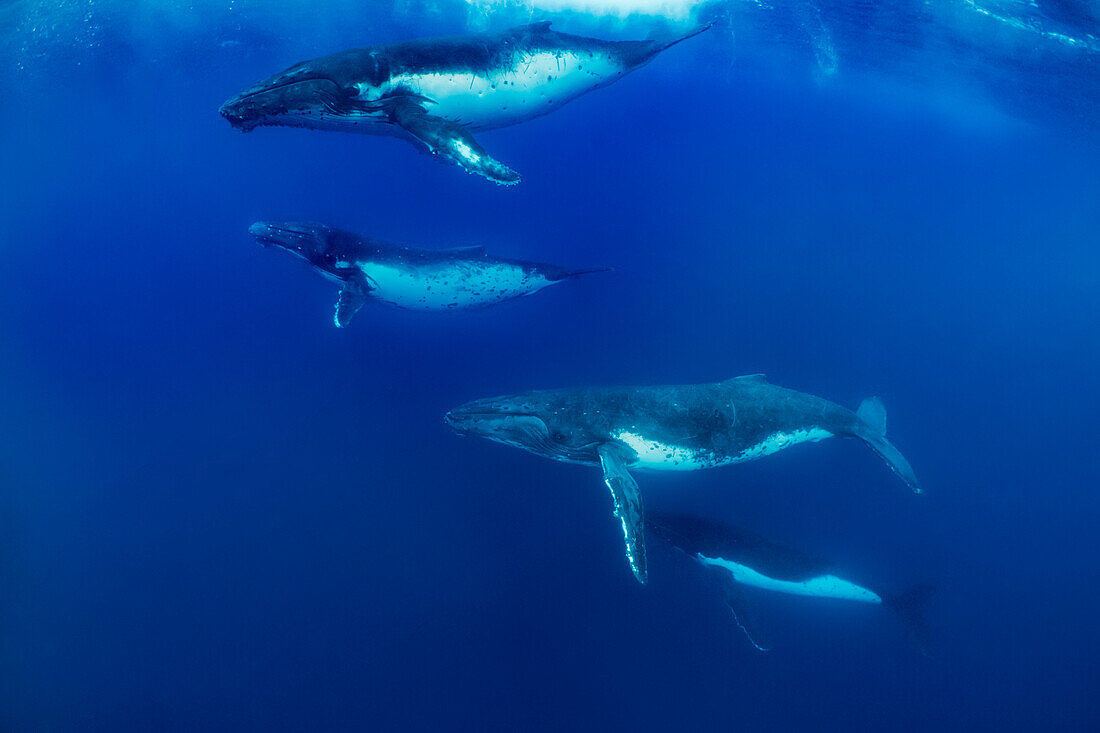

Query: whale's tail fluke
[549,266,614,282]
[660,23,714,52]
[883,583,935,656]
[621,23,712,69]
[853,397,921,494]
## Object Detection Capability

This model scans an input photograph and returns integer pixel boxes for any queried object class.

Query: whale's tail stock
[853,397,922,494]
[629,23,713,66]
[550,266,614,282]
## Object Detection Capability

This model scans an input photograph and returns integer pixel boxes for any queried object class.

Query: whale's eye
[552,431,566,442]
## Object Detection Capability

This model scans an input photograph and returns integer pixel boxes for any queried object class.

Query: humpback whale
[250,221,607,328]
[445,375,920,583]
[648,512,933,653]
[220,22,711,185]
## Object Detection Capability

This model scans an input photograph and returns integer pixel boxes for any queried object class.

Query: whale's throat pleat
[377,50,622,129]
[359,260,549,310]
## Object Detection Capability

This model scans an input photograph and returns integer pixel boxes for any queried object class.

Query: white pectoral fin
[597,443,647,584]
[388,98,520,186]
[334,274,371,329]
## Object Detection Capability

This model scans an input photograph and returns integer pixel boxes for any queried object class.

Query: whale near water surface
[220,22,711,184]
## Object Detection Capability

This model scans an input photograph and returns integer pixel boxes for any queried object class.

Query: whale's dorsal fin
[387,97,521,186]
[522,21,553,33]
[598,443,647,585]
[334,274,372,329]
[729,373,768,383]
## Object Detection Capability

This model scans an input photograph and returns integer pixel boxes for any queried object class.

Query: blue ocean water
[2,1,1099,730]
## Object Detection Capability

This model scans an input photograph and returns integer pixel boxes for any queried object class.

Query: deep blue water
[2,1,1099,731]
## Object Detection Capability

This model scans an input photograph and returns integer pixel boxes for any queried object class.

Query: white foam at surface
[462,0,709,21]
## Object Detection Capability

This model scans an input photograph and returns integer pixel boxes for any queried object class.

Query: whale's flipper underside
[598,443,647,584]
[334,273,372,328]
[387,98,521,186]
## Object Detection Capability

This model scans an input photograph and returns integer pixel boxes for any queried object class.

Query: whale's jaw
[218,98,259,131]
[219,76,354,133]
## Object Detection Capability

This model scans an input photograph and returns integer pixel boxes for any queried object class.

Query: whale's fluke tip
[661,23,714,51]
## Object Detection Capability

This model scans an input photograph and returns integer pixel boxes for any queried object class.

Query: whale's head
[445,391,601,464]
[219,60,354,132]
[220,50,390,132]
[249,221,361,280]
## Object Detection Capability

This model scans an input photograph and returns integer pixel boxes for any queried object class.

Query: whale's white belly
[698,555,882,604]
[612,430,721,471]
[378,50,624,129]
[360,261,551,310]
[611,427,834,472]
[732,427,834,461]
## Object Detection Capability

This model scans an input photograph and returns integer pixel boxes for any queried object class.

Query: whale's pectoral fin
[387,98,521,186]
[597,443,647,584]
[722,582,773,652]
[334,274,371,329]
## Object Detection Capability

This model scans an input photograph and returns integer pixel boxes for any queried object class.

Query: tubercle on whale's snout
[443,409,468,428]
[443,406,507,435]
[219,100,258,132]
[248,222,277,246]
[443,409,479,432]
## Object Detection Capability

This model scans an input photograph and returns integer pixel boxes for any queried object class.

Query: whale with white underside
[219,22,711,185]
[250,222,607,327]
[648,512,933,653]
[445,375,921,584]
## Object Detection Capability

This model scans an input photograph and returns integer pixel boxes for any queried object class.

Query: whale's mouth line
[445,410,544,437]
[248,224,324,267]
[445,410,538,427]
[444,410,602,463]
[250,224,301,246]
[228,76,340,105]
